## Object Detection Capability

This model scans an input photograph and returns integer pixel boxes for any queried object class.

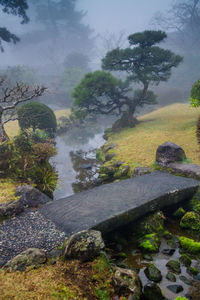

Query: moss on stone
[180,212,200,231]
[179,254,192,267]
[136,211,165,236]
[139,233,160,253]
[173,207,186,219]
[179,236,200,254]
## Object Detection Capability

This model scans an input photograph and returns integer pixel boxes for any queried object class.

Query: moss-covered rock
[180,212,200,231]
[136,211,165,236]
[111,266,142,298]
[173,207,186,219]
[188,266,199,275]
[139,233,160,253]
[3,248,47,271]
[179,236,200,254]
[113,164,130,179]
[166,271,176,282]
[144,263,162,282]
[63,230,105,262]
[179,254,192,267]
[189,188,200,214]
[166,260,181,274]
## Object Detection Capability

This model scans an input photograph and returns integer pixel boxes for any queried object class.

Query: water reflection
[52,127,105,200]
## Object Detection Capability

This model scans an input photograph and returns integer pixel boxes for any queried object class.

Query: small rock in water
[179,275,192,286]
[162,248,175,256]
[166,271,176,282]
[167,284,183,294]
[166,260,181,274]
[194,273,200,281]
[143,282,165,300]
[144,263,162,282]
[143,254,153,261]
[179,254,192,267]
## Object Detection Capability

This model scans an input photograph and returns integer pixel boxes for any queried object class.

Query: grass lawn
[0,256,113,300]
[107,103,200,170]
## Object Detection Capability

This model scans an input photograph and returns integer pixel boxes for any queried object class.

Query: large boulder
[156,142,186,167]
[112,266,142,298]
[3,248,47,271]
[16,185,51,208]
[63,230,105,262]
[144,263,162,282]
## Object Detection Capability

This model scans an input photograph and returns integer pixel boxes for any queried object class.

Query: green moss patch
[179,236,200,254]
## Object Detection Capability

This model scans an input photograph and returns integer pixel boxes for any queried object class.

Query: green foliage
[95,288,110,300]
[179,236,200,254]
[190,79,200,107]
[72,31,182,129]
[0,0,29,51]
[102,30,183,86]
[139,233,160,252]
[180,212,200,231]
[0,131,57,196]
[174,297,189,300]
[17,102,57,135]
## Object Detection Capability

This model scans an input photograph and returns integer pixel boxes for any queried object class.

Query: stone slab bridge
[40,171,199,236]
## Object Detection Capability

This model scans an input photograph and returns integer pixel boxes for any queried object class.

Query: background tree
[72,70,157,129]
[0,0,29,51]
[24,0,95,65]
[152,0,200,52]
[17,102,57,134]
[0,78,45,142]
[73,31,183,129]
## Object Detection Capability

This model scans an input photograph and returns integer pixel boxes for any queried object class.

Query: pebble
[0,209,67,266]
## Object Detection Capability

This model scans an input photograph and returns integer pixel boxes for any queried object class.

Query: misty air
[0,1,200,299]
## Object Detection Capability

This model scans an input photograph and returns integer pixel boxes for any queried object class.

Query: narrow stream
[52,127,105,200]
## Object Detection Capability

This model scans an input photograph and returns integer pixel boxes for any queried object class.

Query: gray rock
[166,271,176,282]
[179,275,192,286]
[143,282,165,300]
[63,230,105,262]
[167,284,183,293]
[0,200,23,218]
[16,185,51,208]
[162,249,175,256]
[133,167,152,176]
[144,263,162,282]
[169,162,200,180]
[112,266,142,297]
[156,142,186,167]
[0,185,51,219]
[3,248,47,271]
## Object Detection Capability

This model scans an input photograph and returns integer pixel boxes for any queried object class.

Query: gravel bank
[0,209,67,267]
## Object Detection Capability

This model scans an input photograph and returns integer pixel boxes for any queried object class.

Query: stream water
[52,126,105,200]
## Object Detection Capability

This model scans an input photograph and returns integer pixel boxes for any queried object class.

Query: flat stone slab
[39,172,199,235]
[169,163,200,180]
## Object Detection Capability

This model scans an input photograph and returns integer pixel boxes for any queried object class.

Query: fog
[0,0,199,108]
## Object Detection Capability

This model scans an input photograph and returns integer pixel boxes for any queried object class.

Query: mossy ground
[106,103,200,171]
[0,256,114,300]
[0,178,21,204]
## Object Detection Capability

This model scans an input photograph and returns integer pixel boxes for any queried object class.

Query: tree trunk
[0,107,9,143]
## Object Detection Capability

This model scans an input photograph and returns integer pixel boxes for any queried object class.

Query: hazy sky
[77,0,172,34]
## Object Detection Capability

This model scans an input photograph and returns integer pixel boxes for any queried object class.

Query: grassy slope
[108,103,200,170]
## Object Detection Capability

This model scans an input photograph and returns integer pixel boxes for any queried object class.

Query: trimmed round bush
[190,79,200,107]
[17,102,57,134]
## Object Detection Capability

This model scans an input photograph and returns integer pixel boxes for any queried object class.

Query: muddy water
[52,128,105,200]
